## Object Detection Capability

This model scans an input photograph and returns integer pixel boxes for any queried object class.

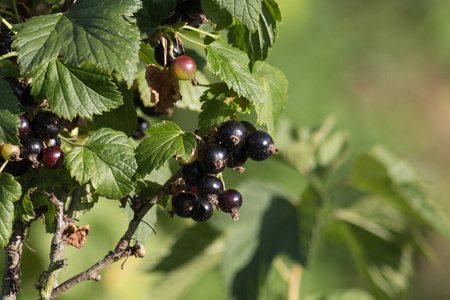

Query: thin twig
[50,169,182,299]
[39,195,68,300]
[1,222,26,300]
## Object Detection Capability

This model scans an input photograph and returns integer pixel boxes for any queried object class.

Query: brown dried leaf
[145,64,182,112]
[63,222,90,249]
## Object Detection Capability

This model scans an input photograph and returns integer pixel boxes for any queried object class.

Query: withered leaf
[63,222,90,249]
[145,64,182,112]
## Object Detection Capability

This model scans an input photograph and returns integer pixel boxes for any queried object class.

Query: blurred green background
[6,0,450,298]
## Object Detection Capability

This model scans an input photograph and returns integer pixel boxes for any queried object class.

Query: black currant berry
[171,192,199,218]
[200,144,228,174]
[18,115,31,140]
[181,161,205,185]
[31,111,62,139]
[21,136,44,167]
[191,199,214,222]
[244,130,278,161]
[196,175,223,205]
[0,32,12,55]
[227,149,248,173]
[6,77,25,101]
[44,136,61,148]
[218,120,248,150]
[218,189,243,221]
[132,117,150,139]
[240,121,257,133]
[172,55,196,80]
[42,146,64,169]
[154,37,184,67]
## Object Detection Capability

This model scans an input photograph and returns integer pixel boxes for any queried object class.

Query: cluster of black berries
[1,109,65,176]
[172,120,278,221]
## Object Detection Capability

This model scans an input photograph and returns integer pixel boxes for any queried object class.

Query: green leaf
[213,0,262,31]
[14,188,35,223]
[32,191,56,233]
[197,84,236,136]
[298,186,324,267]
[201,0,233,31]
[13,0,141,84]
[66,184,99,218]
[135,121,196,175]
[222,181,301,300]
[306,289,376,300]
[228,0,281,63]
[352,146,450,237]
[252,61,288,135]
[30,60,123,120]
[65,128,137,199]
[176,70,210,112]
[139,42,157,65]
[0,78,20,145]
[206,40,263,104]
[93,79,137,136]
[0,173,22,248]
[338,219,415,300]
[135,0,177,38]
[153,223,221,272]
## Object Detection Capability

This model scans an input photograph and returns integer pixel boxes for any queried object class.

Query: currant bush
[191,198,214,222]
[171,192,199,218]
[172,55,197,80]
[42,146,64,169]
[31,111,62,139]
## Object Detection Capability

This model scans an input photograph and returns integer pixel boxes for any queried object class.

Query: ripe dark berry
[42,146,64,169]
[191,199,214,222]
[200,144,228,174]
[196,175,223,205]
[218,189,243,221]
[132,117,150,139]
[154,37,184,67]
[181,161,205,185]
[171,192,199,218]
[21,136,44,167]
[6,77,25,101]
[0,32,12,55]
[240,121,257,133]
[18,115,31,140]
[44,137,61,148]
[2,144,20,161]
[31,111,62,139]
[172,55,197,80]
[218,120,248,150]
[227,149,248,172]
[244,130,278,161]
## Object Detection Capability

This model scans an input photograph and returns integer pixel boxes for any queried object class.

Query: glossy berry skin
[191,199,214,222]
[44,137,61,148]
[244,130,277,161]
[218,120,248,150]
[132,117,150,139]
[42,146,64,169]
[21,136,44,161]
[227,149,248,168]
[154,37,184,67]
[181,161,205,185]
[0,32,12,55]
[6,77,25,101]
[31,111,62,139]
[2,144,20,161]
[171,192,199,218]
[200,144,228,174]
[218,189,243,213]
[18,115,31,140]
[172,55,196,80]
[196,175,223,201]
[240,121,257,133]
